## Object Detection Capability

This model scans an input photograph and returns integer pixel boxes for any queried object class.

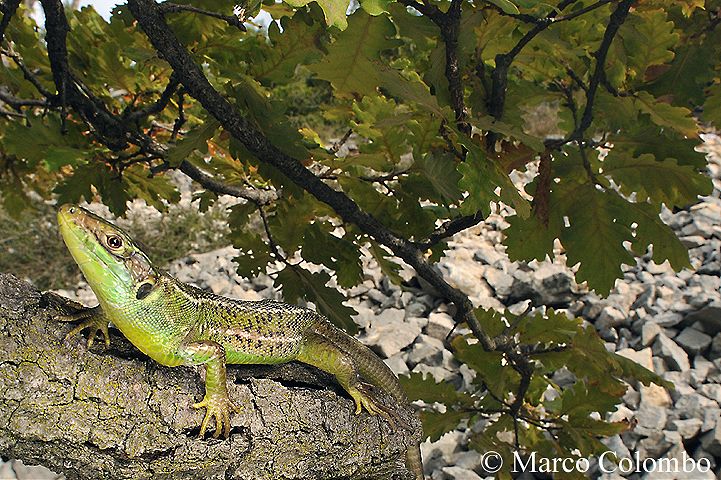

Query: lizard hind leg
[297,333,400,429]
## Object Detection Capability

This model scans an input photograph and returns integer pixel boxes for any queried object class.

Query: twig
[125,74,180,122]
[178,160,279,205]
[416,211,485,248]
[1,48,55,99]
[0,89,48,108]
[171,89,185,141]
[329,129,353,154]
[0,107,24,117]
[158,2,246,31]
[257,204,291,265]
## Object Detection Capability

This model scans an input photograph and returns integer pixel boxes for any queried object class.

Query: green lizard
[56,204,423,479]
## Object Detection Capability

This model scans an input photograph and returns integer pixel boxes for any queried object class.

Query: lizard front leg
[179,340,240,438]
[57,305,111,348]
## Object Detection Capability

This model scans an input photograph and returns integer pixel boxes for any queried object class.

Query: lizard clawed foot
[350,381,407,431]
[57,306,110,348]
[193,393,241,439]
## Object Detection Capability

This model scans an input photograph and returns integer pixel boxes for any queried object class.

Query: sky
[79,0,119,18]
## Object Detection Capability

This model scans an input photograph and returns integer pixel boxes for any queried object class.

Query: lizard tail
[310,319,406,402]
[311,320,425,480]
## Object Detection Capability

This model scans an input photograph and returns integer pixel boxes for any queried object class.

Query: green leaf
[560,184,635,295]
[622,9,679,81]
[612,352,673,389]
[604,152,711,207]
[359,0,391,16]
[301,223,363,289]
[704,82,721,128]
[123,166,181,211]
[610,121,706,168]
[517,309,581,346]
[251,9,327,84]
[2,115,87,169]
[399,372,473,405]
[458,136,530,218]
[627,201,691,270]
[472,116,545,152]
[166,119,219,168]
[633,91,697,137]
[485,0,519,15]
[284,0,350,29]
[504,212,561,263]
[310,11,402,96]
[54,163,130,216]
[419,409,469,442]
[369,241,403,285]
[411,152,463,204]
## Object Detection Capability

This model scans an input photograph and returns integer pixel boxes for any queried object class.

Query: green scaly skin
[57,204,423,479]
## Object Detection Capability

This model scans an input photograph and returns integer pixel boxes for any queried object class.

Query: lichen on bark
[0,273,421,480]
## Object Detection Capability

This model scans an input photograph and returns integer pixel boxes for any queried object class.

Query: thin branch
[257,204,291,265]
[1,47,55,98]
[0,107,24,117]
[440,0,470,135]
[171,89,185,140]
[158,2,247,31]
[488,0,578,123]
[179,160,279,205]
[0,89,48,108]
[329,129,353,155]
[397,0,443,23]
[416,211,485,249]
[125,74,180,122]
[0,0,21,44]
[399,0,469,136]
[575,0,635,140]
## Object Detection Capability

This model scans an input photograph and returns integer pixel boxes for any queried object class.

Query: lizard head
[58,204,158,306]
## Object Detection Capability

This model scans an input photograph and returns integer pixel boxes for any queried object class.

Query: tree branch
[158,2,247,31]
[126,0,499,352]
[0,273,420,480]
[1,47,55,99]
[398,0,469,135]
[0,0,20,44]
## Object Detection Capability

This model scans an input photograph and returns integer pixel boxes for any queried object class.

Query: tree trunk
[0,273,421,480]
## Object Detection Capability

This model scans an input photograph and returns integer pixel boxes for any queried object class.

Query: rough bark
[0,273,421,480]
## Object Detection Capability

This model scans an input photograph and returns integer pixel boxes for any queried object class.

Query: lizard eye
[106,235,123,249]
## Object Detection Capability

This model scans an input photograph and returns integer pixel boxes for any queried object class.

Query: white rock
[675,327,712,356]
[670,418,703,439]
[426,311,455,341]
[441,466,482,480]
[384,353,409,376]
[653,334,690,371]
[641,322,662,346]
[640,384,672,408]
[617,347,653,370]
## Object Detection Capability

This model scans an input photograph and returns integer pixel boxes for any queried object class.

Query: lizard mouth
[57,204,130,294]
